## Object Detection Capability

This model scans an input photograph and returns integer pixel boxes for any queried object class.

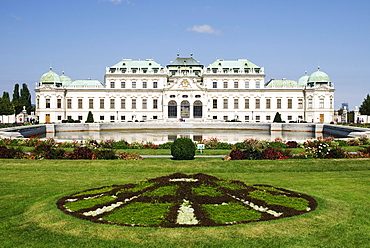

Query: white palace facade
[35,55,335,124]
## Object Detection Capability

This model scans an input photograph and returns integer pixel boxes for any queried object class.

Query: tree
[86,111,94,123]
[359,94,370,115]
[0,92,14,123]
[12,84,23,115]
[20,83,32,114]
[273,112,283,123]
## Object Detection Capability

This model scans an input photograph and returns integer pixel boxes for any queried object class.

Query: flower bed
[57,173,318,227]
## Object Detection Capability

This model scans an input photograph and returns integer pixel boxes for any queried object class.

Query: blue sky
[0,0,369,110]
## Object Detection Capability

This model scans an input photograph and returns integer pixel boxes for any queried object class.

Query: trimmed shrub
[243,148,263,160]
[0,146,24,158]
[31,143,66,159]
[328,147,346,158]
[286,141,298,148]
[229,149,245,160]
[158,142,173,149]
[70,146,93,159]
[93,149,117,160]
[86,111,94,123]
[171,138,196,160]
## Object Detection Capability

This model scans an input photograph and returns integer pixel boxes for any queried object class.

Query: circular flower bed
[57,173,318,227]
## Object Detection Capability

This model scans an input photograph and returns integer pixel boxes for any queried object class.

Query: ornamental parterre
[57,173,318,227]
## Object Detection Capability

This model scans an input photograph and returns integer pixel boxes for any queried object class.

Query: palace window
[255,99,260,109]
[153,99,158,109]
[245,81,249,88]
[308,99,313,109]
[212,68,217,73]
[89,99,93,109]
[277,99,282,109]
[320,98,324,109]
[46,99,50,108]
[110,82,115,88]
[223,82,228,88]
[57,115,62,121]
[153,116,157,119]
[100,116,104,121]
[288,99,292,109]
[234,82,238,88]
[288,116,292,121]
[110,99,115,109]
[121,82,125,88]
[142,99,147,109]
[57,99,61,109]
[266,115,271,121]
[121,116,125,121]
[170,95,175,98]
[110,116,115,122]
[100,99,105,109]
[245,115,250,121]
[223,116,228,121]
[132,99,136,109]
[266,99,271,109]
[245,99,250,109]
[143,81,147,88]
[121,99,126,109]
[212,82,217,88]
[298,99,303,109]
[153,82,158,88]
[132,82,136,88]
[256,115,260,121]
[67,99,72,109]
[256,81,260,88]
[213,116,217,120]
[213,99,217,109]
[78,116,83,121]
[78,99,83,109]
[223,99,228,109]
[234,99,239,109]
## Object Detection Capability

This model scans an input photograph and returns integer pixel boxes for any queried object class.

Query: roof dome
[60,71,72,85]
[40,67,61,83]
[297,72,309,86]
[308,67,330,83]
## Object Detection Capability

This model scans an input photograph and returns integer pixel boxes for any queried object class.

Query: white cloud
[187,25,222,35]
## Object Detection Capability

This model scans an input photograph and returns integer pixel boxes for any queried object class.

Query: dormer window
[255,68,260,73]
[153,68,158,73]
[143,68,148,73]
[132,68,137,73]
[212,68,217,73]
[121,68,126,73]
[170,95,175,98]
[109,68,116,73]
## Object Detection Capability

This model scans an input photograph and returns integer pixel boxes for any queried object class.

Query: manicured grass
[1,158,370,247]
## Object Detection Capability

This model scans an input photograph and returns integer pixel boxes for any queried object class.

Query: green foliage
[0,146,24,158]
[359,94,370,115]
[86,111,94,123]
[0,92,14,115]
[202,202,262,223]
[143,185,179,197]
[93,149,117,159]
[215,181,245,190]
[171,138,196,160]
[64,195,117,211]
[102,202,173,225]
[73,186,115,197]
[192,184,222,196]
[273,112,283,123]
[248,190,309,211]
[20,83,32,114]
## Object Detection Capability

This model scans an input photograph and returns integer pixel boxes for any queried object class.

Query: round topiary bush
[171,138,196,160]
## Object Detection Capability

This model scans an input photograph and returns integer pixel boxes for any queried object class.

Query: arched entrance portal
[168,100,177,118]
[181,100,190,118]
[193,100,202,118]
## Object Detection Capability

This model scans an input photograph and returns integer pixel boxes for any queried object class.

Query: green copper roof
[69,80,104,88]
[265,79,300,88]
[111,59,162,68]
[308,67,330,83]
[60,71,72,85]
[40,68,61,83]
[297,72,309,86]
[167,57,203,67]
[207,59,260,68]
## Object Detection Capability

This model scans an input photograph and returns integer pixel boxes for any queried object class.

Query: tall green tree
[273,112,283,123]
[20,83,32,114]
[86,111,94,123]
[359,94,370,115]
[0,91,15,120]
[12,84,23,115]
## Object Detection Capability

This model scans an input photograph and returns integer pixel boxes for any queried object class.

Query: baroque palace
[35,54,335,123]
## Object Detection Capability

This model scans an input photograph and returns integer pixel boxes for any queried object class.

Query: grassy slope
[1,158,370,248]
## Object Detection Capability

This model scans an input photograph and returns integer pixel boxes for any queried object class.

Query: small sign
[197,144,205,153]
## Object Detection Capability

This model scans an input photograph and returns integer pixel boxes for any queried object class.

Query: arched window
[193,100,202,118]
[168,100,177,118]
[181,100,190,118]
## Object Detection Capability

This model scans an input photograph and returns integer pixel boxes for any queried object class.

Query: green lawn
[1,158,370,247]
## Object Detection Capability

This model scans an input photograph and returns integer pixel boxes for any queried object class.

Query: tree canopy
[359,94,370,115]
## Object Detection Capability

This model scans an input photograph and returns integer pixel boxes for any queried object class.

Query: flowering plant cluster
[302,137,335,158]
[198,137,233,149]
